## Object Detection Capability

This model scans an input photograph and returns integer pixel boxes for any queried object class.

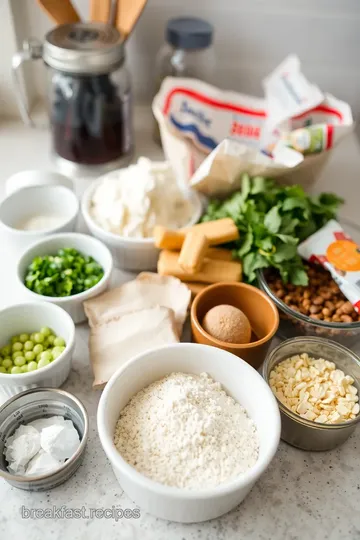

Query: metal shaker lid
[43,22,125,74]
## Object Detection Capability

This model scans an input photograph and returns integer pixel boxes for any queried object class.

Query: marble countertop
[1,109,360,540]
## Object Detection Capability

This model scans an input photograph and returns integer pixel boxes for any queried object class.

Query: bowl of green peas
[17,232,113,323]
[0,302,75,403]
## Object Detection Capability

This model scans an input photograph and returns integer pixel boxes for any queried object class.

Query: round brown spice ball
[202,304,252,344]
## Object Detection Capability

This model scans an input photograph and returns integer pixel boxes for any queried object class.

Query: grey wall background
[16,0,360,116]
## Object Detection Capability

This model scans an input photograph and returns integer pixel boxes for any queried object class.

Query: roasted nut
[341,301,354,315]
[325,301,335,312]
[267,263,359,329]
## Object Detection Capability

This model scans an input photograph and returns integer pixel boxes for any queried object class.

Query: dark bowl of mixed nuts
[258,263,360,352]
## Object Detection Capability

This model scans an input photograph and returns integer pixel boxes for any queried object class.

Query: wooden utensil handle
[37,0,81,24]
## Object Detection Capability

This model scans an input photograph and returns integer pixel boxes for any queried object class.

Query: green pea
[38,358,50,369]
[47,335,55,346]
[34,333,44,344]
[14,356,26,367]
[12,351,23,360]
[1,345,11,357]
[25,351,35,362]
[40,351,52,363]
[24,340,34,351]
[0,366,6,374]
[12,342,23,352]
[19,333,29,343]
[21,365,29,373]
[33,344,43,355]
[52,346,64,359]
[11,366,22,374]
[54,337,66,348]
[40,327,52,337]
[2,359,13,369]
[27,361,38,372]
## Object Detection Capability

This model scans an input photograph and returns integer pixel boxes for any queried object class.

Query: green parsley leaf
[264,206,282,234]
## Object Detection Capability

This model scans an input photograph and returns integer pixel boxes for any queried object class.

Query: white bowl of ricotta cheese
[81,158,203,271]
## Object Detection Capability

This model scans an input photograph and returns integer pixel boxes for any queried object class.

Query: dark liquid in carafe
[51,73,132,165]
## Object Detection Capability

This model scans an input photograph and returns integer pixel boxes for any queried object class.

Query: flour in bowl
[113,372,259,489]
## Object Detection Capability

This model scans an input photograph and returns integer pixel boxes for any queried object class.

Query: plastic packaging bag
[153,55,353,197]
[298,220,360,313]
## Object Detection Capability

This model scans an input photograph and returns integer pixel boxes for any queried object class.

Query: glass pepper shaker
[13,23,133,175]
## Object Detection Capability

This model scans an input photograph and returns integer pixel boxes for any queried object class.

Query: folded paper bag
[89,306,179,389]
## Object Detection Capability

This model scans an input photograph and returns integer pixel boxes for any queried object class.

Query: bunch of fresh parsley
[201,175,343,285]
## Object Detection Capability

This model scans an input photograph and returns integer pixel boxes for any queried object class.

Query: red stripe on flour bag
[163,87,267,118]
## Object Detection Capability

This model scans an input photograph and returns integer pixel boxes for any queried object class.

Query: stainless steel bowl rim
[257,270,360,330]
[263,336,360,429]
[0,387,89,483]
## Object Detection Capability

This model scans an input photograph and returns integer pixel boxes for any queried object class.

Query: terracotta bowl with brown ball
[191,282,279,369]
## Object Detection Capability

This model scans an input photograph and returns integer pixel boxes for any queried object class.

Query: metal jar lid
[166,17,213,50]
[43,22,125,74]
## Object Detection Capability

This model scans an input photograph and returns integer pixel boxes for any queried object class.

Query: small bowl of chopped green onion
[17,233,113,324]
[0,302,75,403]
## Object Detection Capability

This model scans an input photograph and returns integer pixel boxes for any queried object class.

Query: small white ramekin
[5,170,74,196]
[0,302,75,405]
[16,233,113,324]
[81,177,203,271]
[97,343,281,523]
[0,184,79,259]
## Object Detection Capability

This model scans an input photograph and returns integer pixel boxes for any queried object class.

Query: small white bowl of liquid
[0,184,79,258]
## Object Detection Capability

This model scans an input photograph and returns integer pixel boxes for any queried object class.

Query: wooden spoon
[37,0,81,24]
[90,0,115,24]
[116,0,147,39]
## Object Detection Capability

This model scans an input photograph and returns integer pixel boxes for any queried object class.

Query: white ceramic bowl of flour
[97,343,281,523]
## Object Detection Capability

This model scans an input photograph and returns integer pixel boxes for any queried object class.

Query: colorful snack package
[298,220,360,313]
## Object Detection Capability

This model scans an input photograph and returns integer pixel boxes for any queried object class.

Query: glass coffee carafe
[12,22,133,175]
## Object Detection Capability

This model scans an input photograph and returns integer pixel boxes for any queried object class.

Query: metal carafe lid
[43,22,125,74]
